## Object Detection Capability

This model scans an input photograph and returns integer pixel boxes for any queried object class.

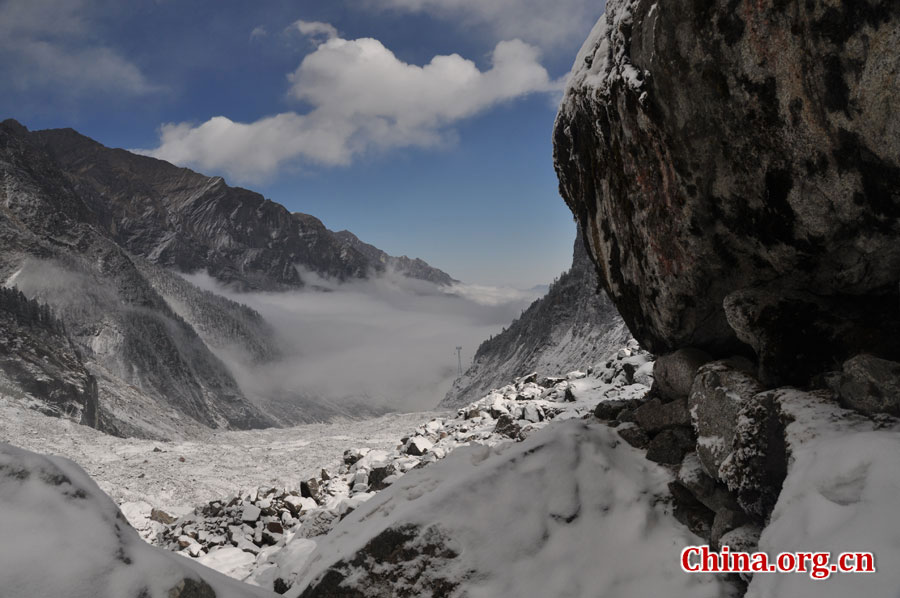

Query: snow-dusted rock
[837,354,900,417]
[196,547,256,581]
[689,361,764,480]
[287,421,727,598]
[653,349,712,400]
[241,503,261,523]
[403,436,433,456]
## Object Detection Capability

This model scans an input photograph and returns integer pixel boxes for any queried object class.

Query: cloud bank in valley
[137,25,557,181]
[185,269,541,414]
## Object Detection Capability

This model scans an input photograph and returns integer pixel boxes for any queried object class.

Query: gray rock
[633,397,690,434]
[718,525,762,554]
[493,415,523,440]
[553,0,900,369]
[594,398,643,421]
[368,464,397,491]
[668,481,715,540]
[710,508,750,551]
[689,362,765,481]
[719,390,791,518]
[615,422,650,450]
[654,349,711,400]
[677,453,740,513]
[240,503,261,523]
[300,478,322,504]
[519,404,543,423]
[645,427,694,465]
[167,578,216,598]
[404,436,434,457]
[723,288,898,386]
[838,354,900,416]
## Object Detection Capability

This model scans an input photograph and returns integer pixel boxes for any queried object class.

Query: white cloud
[291,19,339,42]
[184,269,541,412]
[250,25,268,40]
[0,0,156,96]
[139,31,557,181]
[367,0,602,51]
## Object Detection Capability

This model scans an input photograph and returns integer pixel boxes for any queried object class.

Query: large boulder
[653,348,711,400]
[837,353,900,416]
[689,361,765,481]
[554,0,900,374]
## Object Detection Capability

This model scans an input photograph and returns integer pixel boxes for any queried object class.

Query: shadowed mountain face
[0,119,451,438]
[28,126,454,291]
[441,229,630,408]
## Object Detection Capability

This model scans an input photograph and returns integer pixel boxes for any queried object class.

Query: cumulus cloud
[0,0,156,96]
[367,0,602,51]
[138,29,556,181]
[291,19,339,42]
[185,269,542,412]
[250,25,268,40]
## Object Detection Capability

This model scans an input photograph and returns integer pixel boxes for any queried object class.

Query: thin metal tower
[456,346,463,377]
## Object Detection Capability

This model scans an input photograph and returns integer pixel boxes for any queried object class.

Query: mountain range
[0,119,454,439]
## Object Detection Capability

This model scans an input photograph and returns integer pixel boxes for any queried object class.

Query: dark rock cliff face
[27,127,453,291]
[441,229,629,408]
[0,120,273,438]
[334,230,457,286]
[0,288,98,427]
[553,1,900,579]
[554,0,900,382]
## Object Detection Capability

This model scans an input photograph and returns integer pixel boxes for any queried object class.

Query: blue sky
[0,0,604,287]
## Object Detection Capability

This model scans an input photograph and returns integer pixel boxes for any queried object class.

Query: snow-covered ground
[0,396,440,513]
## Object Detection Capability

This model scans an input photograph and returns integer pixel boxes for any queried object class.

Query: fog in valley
[187,268,542,414]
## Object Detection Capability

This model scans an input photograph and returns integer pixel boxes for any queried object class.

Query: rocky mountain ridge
[0,119,452,438]
[441,228,629,408]
[27,124,454,291]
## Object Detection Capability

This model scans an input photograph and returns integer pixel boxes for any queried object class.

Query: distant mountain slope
[334,230,457,286]
[0,287,98,427]
[27,125,454,291]
[0,118,452,438]
[441,229,630,408]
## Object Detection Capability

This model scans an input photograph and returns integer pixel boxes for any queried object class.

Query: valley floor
[0,396,440,514]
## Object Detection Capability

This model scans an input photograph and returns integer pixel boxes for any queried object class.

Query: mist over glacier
[185,268,542,414]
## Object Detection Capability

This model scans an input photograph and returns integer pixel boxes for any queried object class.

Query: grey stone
[719,390,791,518]
[300,478,322,503]
[615,422,650,450]
[167,578,216,598]
[838,354,900,417]
[668,481,715,541]
[645,427,694,465]
[710,508,750,551]
[677,452,740,513]
[689,362,764,481]
[553,0,900,372]
[594,398,643,421]
[633,397,690,434]
[654,349,711,400]
[493,415,523,440]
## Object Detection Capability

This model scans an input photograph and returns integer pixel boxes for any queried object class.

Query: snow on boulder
[403,436,433,456]
[241,503,261,523]
[748,390,900,597]
[197,547,257,581]
[282,495,316,516]
[281,421,726,598]
[0,443,270,598]
[352,449,391,472]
